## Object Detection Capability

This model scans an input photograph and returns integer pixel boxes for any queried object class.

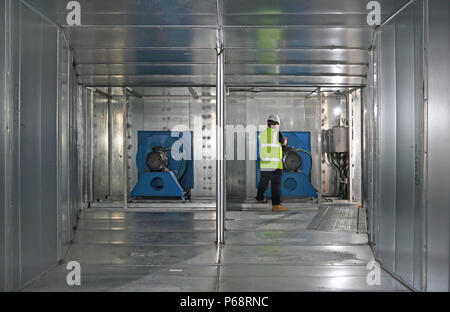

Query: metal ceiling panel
[74,48,216,64]
[225,75,366,86]
[223,28,373,49]
[57,0,217,26]
[76,64,216,76]
[28,0,411,27]
[76,63,365,77]
[222,14,371,27]
[24,0,385,87]
[63,14,216,26]
[79,74,366,87]
[66,27,217,48]
[224,64,367,76]
[225,48,369,65]
[27,0,217,25]
[221,0,408,15]
[79,75,216,86]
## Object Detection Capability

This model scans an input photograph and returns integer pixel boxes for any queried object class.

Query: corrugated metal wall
[373,0,425,289]
[57,31,70,256]
[19,2,58,283]
[426,0,450,292]
[368,0,450,291]
[0,0,82,290]
[57,33,80,256]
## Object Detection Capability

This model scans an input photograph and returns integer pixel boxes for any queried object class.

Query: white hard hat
[267,114,280,124]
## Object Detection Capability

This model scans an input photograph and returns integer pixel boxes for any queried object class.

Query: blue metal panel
[131,171,184,199]
[256,131,317,198]
[131,131,194,197]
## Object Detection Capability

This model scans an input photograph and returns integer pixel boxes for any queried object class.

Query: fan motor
[283,148,303,172]
[146,147,169,171]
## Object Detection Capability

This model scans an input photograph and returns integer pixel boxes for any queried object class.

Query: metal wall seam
[317,89,322,203]
[77,85,84,216]
[373,28,379,251]
[67,48,72,242]
[89,90,94,204]
[421,0,428,292]
[426,0,450,291]
[3,0,19,290]
[83,86,88,207]
[0,0,7,292]
[122,88,128,208]
[348,92,353,202]
[216,42,225,245]
[107,88,112,198]
[55,27,61,262]
[16,0,23,287]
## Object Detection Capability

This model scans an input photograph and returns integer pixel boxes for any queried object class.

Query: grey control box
[323,127,349,153]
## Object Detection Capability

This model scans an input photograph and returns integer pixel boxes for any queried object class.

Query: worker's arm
[279,132,288,146]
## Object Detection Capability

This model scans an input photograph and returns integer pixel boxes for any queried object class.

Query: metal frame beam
[317,88,323,203]
[125,87,143,99]
[86,87,111,100]
[380,0,416,28]
[122,88,128,208]
[216,28,225,246]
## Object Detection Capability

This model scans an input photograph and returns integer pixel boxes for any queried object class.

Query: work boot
[257,200,267,204]
[272,205,288,212]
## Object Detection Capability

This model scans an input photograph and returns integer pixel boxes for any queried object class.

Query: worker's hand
[282,137,288,146]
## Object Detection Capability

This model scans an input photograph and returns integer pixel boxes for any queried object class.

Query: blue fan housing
[256,131,317,198]
[131,131,193,198]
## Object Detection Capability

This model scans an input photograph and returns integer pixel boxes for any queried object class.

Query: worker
[256,114,289,212]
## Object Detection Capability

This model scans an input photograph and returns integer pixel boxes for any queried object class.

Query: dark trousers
[256,169,282,205]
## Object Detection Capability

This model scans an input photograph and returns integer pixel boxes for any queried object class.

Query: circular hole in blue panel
[284,178,297,192]
[150,177,164,191]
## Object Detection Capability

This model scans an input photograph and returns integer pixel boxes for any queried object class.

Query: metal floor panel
[226,211,319,231]
[25,265,218,292]
[226,220,313,231]
[219,276,408,292]
[24,206,408,292]
[228,202,320,211]
[225,231,368,246]
[219,264,381,278]
[65,244,218,265]
[81,210,217,221]
[221,245,374,266]
[74,230,216,246]
[77,219,217,232]
[226,211,318,221]
[26,276,218,292]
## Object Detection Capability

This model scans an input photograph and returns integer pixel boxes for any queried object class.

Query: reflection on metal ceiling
[26,0,411,87]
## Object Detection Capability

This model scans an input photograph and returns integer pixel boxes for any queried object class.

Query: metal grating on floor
[307,205,367,233]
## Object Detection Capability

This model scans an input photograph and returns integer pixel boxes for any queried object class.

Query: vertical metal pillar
[89,90,94,204]
[122,88,128,208]
[55,28,61,261]
[348,92,353,203]
[77,85,84,214]
[83,86,88,208]
[317,88,322,204]
[421,0,429,291]
[216,36,225,245]
[107,87,112,199]
[3,0,17,291]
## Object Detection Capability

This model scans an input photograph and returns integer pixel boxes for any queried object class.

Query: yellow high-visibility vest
[259,128,283,171]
